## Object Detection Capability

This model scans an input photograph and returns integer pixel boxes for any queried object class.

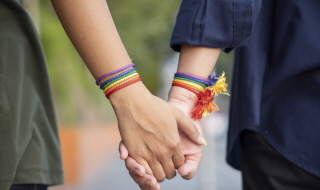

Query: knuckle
[167,137,180,151]
[130,149,143,158]
[177,159,184,166]
[155,146,169,158]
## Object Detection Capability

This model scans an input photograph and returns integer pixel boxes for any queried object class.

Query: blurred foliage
[38,0,181,124]
[108,0,181,91]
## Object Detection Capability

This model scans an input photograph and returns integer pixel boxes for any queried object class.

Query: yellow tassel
[191,72,229,120]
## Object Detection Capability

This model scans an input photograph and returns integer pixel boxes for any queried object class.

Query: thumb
[118,140,129,160]
[178,155,202,180]
[174,109,207,145]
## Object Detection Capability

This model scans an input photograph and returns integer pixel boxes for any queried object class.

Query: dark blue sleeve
[170,0,261,53]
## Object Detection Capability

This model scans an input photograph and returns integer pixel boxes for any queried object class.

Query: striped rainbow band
[97,63,142,99]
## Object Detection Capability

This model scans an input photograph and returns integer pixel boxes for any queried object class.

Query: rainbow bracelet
[100,68,137,89]
[103,73,140,93]
[172,72,229,120]
[97,64,142,99]
[174,73,211,86]
[96,63,135,85]
[101,70,138,90]
[172,79,205,93]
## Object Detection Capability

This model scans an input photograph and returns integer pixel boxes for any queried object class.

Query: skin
[119,87,203,189]
[120,45,221,189]
[50,0,207,182]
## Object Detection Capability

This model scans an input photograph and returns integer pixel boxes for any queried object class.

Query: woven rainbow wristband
[96,63,135,85]
[173,77,207,88]
[100,68,137,89]
[101,70,138,90]
[172,72,229,120]
[174,73,210,85]
[97,66,142,99]
[106,78,142,99]
[172,79,205,93]
[103,73,140,93]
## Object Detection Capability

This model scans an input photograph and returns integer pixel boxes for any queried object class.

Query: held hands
[118,86,205,189]
[110,82,205,183]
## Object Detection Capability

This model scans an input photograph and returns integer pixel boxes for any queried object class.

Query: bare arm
[177,45,220,78]
[51,0,130,78]
[50,0,205,182]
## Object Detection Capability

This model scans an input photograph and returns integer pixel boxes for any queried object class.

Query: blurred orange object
[58,123,120,185]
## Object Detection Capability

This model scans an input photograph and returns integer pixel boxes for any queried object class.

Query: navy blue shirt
[171,0,320,177]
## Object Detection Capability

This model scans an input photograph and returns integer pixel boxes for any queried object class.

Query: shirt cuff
[170,0,259,53]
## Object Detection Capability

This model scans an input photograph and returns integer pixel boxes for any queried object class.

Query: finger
[148,159,166,182]
[160,158,176,180]
[134,157,153,176]
[129,173,158,188]
[139,183,161,190]
[119,141,129,160]
[174,110,207,145]
[172,146,184,169]
[125,156,146,177]
[178,155,201,180]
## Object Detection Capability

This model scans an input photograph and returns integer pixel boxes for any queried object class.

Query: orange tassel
[191,89,219,120]
[191,72,229,120]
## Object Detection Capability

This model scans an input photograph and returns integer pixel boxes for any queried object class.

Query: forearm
[170,45,221,103]
[177,45,221,78]
[51,0,131,81]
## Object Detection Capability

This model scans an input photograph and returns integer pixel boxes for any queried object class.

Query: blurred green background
[25,0,233,125]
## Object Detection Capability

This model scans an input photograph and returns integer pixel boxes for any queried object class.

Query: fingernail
[134,169,139,175]
[198,135,207,145]
[146,181,152,187]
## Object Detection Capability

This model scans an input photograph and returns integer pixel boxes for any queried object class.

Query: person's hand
[119,86,205,189]
[110,82,206,182]
[119,143,161,190]
[168,86,204,179]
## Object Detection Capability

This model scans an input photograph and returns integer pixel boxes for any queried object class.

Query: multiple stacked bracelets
[96,63,229,120]
[172,72,229,120]
[96,63,142,99]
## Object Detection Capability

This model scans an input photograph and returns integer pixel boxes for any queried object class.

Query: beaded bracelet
[96,63,135,85]
[97,63,142,99]
[172,72,229,120]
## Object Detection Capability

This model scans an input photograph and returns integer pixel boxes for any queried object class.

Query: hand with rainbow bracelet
[51,0,221,188]
[120,45,229,190]
[95,62,207,183]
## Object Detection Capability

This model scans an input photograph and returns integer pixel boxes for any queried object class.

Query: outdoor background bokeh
[24,0,240,189]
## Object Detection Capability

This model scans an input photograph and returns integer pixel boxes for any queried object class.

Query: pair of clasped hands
[50,2,219,189]
[108,45,220,190]
[110,83,205,190]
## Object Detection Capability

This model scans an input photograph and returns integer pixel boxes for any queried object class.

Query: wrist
[168,86,198,109]
[109,81,151,113]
